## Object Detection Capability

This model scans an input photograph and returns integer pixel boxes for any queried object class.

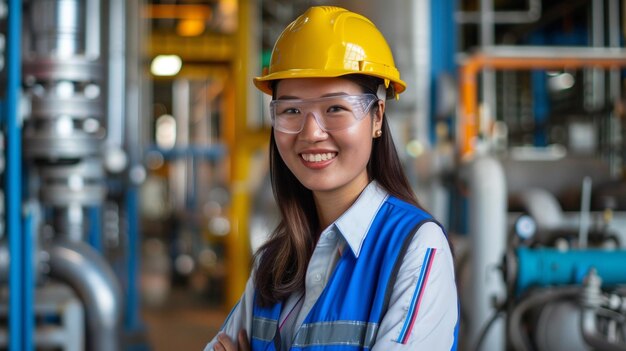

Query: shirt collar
[333,181,388,257]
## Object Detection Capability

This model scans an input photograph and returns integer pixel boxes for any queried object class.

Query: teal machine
[505,246,626,351]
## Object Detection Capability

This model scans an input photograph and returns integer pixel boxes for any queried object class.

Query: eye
[281,107,301,114]
[327,104,350,113]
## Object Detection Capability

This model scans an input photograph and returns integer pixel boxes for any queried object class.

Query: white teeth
[302,153,336,162]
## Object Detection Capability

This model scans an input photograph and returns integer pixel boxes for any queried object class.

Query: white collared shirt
[204,181,458,350]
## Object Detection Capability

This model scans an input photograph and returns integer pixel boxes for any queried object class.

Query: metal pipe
[6,0,23,349]
[85,0,101,59]
[456,0,542,24]
[53,205,86,242]
[608,0,621,101]
[480,0,497,138]
[48,239,123,351]
[580,270,626,351]
[463,155,507,350]
[106,0,125,148]
[0,243,8,283]
[124,187,141,330]
[579,177,592,248]
[458,47,626,156]
[587,0,606,110]
[508,287,580,351]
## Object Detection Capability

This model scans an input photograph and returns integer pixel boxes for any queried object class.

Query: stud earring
[374,130,382,138]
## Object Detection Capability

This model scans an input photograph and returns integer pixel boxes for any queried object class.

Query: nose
[298,112,327,141]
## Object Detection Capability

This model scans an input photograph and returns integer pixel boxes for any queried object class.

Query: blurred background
[0,0,625,350]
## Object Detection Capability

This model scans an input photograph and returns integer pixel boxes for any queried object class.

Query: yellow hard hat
[253,6,406,99]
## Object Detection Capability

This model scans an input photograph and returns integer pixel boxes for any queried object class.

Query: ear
[372,99,385,136]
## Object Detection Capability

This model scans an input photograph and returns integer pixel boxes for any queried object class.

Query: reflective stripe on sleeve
[396,247,437,344]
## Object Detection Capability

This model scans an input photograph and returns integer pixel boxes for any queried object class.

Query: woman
[205,6,458,351]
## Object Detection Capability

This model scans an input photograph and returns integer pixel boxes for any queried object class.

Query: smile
[300,152,337,163]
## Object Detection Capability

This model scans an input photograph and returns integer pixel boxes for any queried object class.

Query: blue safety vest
[250,196,455,350]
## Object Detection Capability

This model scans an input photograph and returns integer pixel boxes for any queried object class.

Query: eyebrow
[276,92,351,100]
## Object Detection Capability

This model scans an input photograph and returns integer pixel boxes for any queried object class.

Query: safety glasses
[270,94,379,134]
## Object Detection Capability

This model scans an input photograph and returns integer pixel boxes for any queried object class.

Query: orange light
[177,19,206,37]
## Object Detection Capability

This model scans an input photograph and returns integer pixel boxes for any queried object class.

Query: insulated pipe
[47,240,122,351]
[463,155,507,350]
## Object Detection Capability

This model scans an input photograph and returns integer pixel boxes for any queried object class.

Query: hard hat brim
[253,69,406,97]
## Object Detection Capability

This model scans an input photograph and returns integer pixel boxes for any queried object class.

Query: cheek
[274,133,295,160]
[338,125,374,158]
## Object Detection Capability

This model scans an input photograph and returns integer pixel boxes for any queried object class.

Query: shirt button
[327,231,336,240]
[314,273,322,282]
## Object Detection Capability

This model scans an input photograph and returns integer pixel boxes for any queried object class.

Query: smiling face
[273,77,384,199]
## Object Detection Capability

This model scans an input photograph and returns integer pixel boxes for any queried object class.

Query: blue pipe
[429,0,457,143]
[516,247,626,295]
[88,206,103,252]
[125,185,141,330]
[22,209,34,351]
[6,0,22,349]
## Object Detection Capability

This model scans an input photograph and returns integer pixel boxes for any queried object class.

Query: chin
[297,177,339,193]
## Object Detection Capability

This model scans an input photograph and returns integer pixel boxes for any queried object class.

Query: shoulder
[384,195,433,221]
[412,222,450,252]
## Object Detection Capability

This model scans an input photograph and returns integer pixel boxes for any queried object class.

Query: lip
[298,149,337,170]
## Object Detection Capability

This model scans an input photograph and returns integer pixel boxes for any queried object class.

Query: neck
[313,180,370,230]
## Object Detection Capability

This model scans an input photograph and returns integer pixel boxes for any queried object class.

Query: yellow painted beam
[143,4,213,20]
[147,33,234,62]
[224,0,270,308]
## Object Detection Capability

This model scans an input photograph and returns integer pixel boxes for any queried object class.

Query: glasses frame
[269,94,379,134]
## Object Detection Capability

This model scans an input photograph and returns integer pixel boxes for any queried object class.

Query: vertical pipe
[6,0,22,349]
[531,69,549,146]
[609,0,622,178]
[579,176,592,248]
[413,0,431,144]
[465,155,507,350]
[124,186,141,330]
[107,0,125,148]
[22,205,35,351]
[85,0,101,59]
[88,206,102,252]
[608,0,621,100]
[123,0,146,336]
[587,0,606,111]
[172,79,189,210]
[226,0,258,307]
[429,0,456,225]
[480,0,497,131]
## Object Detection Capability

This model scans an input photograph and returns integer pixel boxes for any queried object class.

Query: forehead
[274,77,364,99]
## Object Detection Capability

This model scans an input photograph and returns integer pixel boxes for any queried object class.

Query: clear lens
[270,94,378,133]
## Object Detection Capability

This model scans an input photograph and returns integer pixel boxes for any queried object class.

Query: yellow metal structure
[148,33,233,63]
[253,6,406,98]
[224,0,270,308]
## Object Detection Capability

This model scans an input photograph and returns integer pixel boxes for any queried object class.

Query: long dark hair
[253,75,422,306]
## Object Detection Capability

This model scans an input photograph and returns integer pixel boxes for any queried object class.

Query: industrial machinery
[454,0,626,346]
[457,44,626,350]
[0,0,146,350]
